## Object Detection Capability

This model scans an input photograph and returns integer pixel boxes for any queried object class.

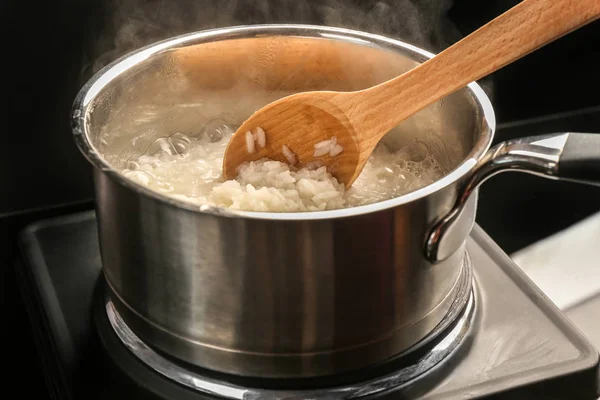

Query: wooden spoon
[222,0,600,187]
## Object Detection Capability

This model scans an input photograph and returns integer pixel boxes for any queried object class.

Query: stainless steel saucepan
[71,25,600,378]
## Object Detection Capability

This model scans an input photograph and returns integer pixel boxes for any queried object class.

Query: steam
[84,0,463,76]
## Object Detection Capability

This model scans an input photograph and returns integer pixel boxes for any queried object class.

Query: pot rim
[72,24,496,221]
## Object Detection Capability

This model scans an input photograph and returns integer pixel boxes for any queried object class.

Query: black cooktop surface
[15,210,600,399]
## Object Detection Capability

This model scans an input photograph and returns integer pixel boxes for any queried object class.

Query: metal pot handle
[425,132,600,262]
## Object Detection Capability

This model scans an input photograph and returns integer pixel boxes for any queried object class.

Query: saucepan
[71,25,600,378]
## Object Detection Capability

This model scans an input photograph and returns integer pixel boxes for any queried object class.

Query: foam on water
[122,120,447,212]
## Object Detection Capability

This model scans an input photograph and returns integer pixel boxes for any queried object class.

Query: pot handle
[425,132,600,262]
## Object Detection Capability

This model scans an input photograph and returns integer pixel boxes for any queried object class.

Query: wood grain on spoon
[223,0,600,187]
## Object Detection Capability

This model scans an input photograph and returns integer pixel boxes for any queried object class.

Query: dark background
[0,0,599,398]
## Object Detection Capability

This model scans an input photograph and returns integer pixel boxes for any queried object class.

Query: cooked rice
[246,126,267,153]
[312,136,344,157]
[282,144,297,165]
[245,131,254,153]
[256,126,266,148]
[122,122,447,212]
[314,139,333,149]
[330,143,344,156]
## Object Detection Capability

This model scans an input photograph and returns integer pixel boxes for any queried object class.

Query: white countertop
[511,209,600,310]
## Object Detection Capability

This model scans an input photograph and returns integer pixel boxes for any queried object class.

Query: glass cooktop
[14,210,599,399]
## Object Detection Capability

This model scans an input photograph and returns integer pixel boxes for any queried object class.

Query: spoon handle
[356,0,600,137]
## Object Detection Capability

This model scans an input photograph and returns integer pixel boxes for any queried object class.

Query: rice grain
[245,131,255,153]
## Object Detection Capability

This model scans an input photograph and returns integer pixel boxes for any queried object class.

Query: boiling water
[122,120,447,212]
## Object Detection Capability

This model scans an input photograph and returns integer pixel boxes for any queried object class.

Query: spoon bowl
[222,91,363,185]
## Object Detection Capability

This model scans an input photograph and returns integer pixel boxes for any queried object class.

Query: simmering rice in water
[122,121,446,212]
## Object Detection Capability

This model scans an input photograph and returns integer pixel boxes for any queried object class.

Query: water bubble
[397,142,429,162]
[156,180,174,193]
[124,170,152,185]
[139,163,154,172]
[170,132,192,143]
[201,119,236,143]
[171,139,189,155]
[147,138,177,157]
[146,133,195,158]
